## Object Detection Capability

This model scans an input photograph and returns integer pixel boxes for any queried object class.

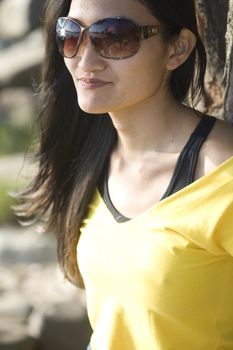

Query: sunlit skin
[65,0,233,218]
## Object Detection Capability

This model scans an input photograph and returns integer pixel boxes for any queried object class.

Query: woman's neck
[108,95,199,163]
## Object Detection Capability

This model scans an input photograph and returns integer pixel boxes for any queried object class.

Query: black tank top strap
[161,115,216,199]
[98,114,217,222]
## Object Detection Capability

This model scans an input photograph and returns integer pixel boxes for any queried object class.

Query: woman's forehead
[68,0,157,25]
[69,0,110,12]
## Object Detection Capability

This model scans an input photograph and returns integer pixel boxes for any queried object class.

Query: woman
[19,0,233,348]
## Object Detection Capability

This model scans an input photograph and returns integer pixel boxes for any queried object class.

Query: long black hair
[17,0,206,287]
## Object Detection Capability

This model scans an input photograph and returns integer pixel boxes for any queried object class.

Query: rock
[0,322,37,350]
[0,0,45,88]
[0,29,43,88]
[39,301,92,350]
[0,88,36,127]
[0,293,32,321]
[0,294,35,350]
[0,0,45,40]
[0,227,57,264]
[0,224,90,350]
[0,0,30,40]
[27,308,44,340]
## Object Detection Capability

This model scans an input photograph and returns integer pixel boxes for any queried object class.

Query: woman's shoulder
[196,117,233,178]
[209,117,233,163]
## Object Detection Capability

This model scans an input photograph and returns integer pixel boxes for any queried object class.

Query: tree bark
[196,0,233,122]
[223,0,233,122]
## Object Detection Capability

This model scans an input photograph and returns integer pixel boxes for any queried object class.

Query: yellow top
[77,156,233,350]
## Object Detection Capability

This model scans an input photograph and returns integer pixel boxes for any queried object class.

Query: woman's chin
[78,99,108,115]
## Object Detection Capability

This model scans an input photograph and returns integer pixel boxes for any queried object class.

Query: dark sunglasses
[56,16,164,60]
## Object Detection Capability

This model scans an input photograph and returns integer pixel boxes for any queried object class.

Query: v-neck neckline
[96,155,233,226]
[99,116,217,223]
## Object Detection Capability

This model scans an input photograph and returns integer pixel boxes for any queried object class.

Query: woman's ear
[166,28,196,71]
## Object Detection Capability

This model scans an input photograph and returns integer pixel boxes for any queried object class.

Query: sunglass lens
[56,17,81,58]
[90,18,140,59]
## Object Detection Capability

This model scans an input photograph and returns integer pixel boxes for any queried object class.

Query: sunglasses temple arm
[140,25,162,39]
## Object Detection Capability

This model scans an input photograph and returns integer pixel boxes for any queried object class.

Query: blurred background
[0,0,91,349]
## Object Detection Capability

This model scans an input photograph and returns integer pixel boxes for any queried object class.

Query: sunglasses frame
[56,16,164,60]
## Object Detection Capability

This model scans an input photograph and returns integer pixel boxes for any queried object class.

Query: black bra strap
[161,115,216,199]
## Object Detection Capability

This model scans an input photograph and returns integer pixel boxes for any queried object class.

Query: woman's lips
[78,78,111,89]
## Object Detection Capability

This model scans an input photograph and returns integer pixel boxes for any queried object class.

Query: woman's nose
[76,33,107,72]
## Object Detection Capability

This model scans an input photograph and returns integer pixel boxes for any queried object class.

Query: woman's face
[64,0,172,114]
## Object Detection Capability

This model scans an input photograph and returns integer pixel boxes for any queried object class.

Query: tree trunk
[196,0,233,122]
